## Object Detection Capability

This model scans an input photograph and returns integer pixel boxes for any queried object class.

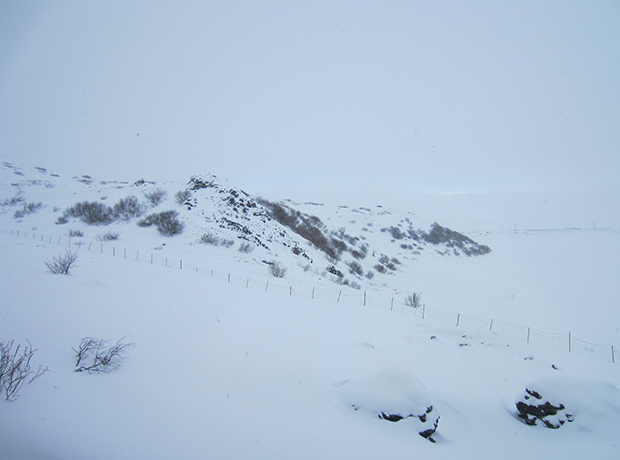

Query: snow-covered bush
[0,340,48,401]
[45,250,78,275]
[73,337,133,374]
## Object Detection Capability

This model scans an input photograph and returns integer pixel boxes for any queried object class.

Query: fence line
[4,228,618,364]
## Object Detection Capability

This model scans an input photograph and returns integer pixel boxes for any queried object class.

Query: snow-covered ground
[1,164,619,459]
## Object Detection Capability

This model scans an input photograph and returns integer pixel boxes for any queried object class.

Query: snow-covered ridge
[1,162,490,292]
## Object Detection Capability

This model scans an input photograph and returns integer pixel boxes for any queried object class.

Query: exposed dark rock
[516,387,573,428]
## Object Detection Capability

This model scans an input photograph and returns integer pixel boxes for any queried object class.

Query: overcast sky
[1,1,619,207]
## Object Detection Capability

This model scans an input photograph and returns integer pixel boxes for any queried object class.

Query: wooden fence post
[527,327,531,344]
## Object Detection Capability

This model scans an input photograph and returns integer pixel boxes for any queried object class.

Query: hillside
[1,162,490,293]
[1,163,619,459]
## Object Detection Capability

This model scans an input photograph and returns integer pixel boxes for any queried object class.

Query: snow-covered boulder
[515,376,620,430]
[337,367,439,441]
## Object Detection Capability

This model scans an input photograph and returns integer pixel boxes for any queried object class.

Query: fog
[1,1,619,227]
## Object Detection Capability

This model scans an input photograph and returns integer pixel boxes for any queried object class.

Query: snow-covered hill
[1,162,490,292]
[1,163,619,459]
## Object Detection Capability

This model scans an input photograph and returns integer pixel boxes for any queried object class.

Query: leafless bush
[374,264,387,274]
[14,202,44,219]
[347,260,364,276]
[199,232,220,245]
[0,340,48,401]
[96,231,121,241]
[138,210,184,236]
[46,250,78,275]
[405,292,422,308]
[56,214,69,225]
[238,242,254,253]
[221,238,235,248]
[112,196,144,221]
[67,229,84,237]
[378,255,390,265]
[174,189,192,205]
[73,337,133,374]
[268,261,287,278]
[1,192,24,207]
[144,188,167,206]
[63,201,115,225]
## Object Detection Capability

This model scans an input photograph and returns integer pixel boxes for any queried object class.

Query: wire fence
[4,227,618,364]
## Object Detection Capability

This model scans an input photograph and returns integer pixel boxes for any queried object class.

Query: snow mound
[515,376,620,431]
[337,367,440,441]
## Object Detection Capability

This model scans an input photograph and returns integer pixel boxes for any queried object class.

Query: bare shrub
[0,340,48,401]
[112,196,144,221]
[73,337,133,374]
[144,188,167,206]
[1,192,24,207]
[347,260,364,276]
[349,280,361,290]
[174,189,192,205]
[138,210,184,236]
[378,255,390,265]
[405,292,422,308]
[351,247,368,260]
[327,265,343,278]
[46,250,78,275]
[221,239,235,248]
[365,271,374,279]
[96,231,121,241]
[56,215,69,225]
[268,261,287,278]
[258,199,342,260]
[336,277,361,290]
[199,233,220,245]
[14,202,44,219]
[67,229,84,237]
[238,242,254,253]
[63,201,114,225]
[157,212,184,236]
[374,264,387,274]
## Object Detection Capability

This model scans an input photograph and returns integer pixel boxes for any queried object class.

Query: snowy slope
[1,163,619,459]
